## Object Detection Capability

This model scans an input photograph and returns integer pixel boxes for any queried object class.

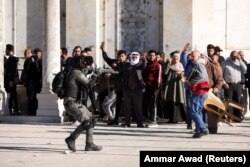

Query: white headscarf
[129,52,140,65]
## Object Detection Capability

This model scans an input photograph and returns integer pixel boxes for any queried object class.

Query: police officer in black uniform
[64,56,102,152]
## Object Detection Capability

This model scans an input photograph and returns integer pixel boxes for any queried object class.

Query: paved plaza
[0,119,250,167]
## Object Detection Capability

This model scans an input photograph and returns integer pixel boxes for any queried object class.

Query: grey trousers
[64,97,94,144]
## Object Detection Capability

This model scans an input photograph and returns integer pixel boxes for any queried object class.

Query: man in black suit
[4,44,20,115]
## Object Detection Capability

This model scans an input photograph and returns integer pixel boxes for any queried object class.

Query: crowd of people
[3,42,250,141]
[98,43,249,135]
[4,44,42,116]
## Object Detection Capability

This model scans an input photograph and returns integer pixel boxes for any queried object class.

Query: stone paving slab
[0,120,250,167]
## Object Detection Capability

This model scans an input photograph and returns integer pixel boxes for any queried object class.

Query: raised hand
[183,43,190,51]
[100,42,105,51]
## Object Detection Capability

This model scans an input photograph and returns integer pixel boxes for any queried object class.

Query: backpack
[52,71,66,99]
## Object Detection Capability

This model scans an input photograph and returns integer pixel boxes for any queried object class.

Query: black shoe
[192,133,202,138]
[187,125,192,129]
[193,131,208,138]
[10,109,14,115]
[85,143,102,151]
[201,131,208,135]
[93,110,100,116]
[107,120,119,126]
[121,124,130,128]
[167,120,178,123]
[209,131,217,134]
[14,111,21,115]
[137,124,144,128]
[65,137,76,152]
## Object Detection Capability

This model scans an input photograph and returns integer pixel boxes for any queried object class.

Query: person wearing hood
[121,51,146,127]
[143,50,162,127]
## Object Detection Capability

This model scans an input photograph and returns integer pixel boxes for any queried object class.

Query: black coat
[121,61,146,90]
[23,56,41,81]
[4,56,19,91]
[246,64,250,88]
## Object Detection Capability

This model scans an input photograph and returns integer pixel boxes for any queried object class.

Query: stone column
[0,0,4,89]
[0,0,7,116]
[43,0,60,92]
[36,0,64,123]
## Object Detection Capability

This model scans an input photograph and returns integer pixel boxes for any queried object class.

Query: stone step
[0,115,68,123]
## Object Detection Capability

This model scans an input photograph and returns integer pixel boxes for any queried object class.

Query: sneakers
[146,122,158,128]
[85,143,103,151]
[192,131,208,138]
[65,137,76,152]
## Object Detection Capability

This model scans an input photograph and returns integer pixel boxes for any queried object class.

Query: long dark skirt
[165,101,186,123]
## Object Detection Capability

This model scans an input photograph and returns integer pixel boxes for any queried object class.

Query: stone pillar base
[37,93,65,123]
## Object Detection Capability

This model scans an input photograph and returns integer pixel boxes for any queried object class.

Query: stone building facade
[0,0,249,122]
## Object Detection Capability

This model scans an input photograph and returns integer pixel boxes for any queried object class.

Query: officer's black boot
[65,123,85,152]
[84,119,102,151]
[85,142,103,151]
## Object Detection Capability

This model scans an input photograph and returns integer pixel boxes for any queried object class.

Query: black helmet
[76,56,86,69]
[84,56,94,66]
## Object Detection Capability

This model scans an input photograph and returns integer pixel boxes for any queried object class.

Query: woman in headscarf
[163,52,186,123]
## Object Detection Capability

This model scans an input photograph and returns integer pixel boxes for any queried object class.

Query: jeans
[187,92,208,133]
[102,90,116,119]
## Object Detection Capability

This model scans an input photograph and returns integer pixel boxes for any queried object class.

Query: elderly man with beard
[121,52,146,128]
